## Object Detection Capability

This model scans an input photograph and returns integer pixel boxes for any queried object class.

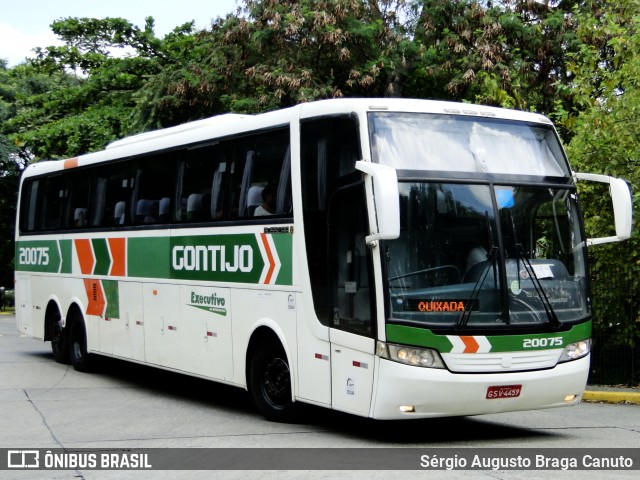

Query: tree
[5,17,195,160]
[133,0,415,125]
[134,0,590,127]
[557,0,640,346]
[0,60,23,287]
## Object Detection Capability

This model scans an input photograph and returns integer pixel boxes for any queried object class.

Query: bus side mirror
[574,172,633,246]
[356,161,400,244]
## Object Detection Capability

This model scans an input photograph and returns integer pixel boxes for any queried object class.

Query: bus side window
[66,171,91,229]
[229,128,291,219]
[178,144,221,222]
[132,153,177,225]
[19,179,40,232]
[91,168,134,227]
[40,175,67,231]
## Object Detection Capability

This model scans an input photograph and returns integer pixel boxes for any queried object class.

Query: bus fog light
[559,339,591,363]
[399,405,415,413]
[564,395,577,402]
[387,344,445,369]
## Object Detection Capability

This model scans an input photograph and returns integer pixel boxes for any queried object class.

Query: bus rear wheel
[249,343,298,422]
[48,311,69,364]
[69,315,93,372]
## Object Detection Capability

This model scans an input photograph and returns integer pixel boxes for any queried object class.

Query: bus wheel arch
[246,327,298,422]
[66,304,93,372]
[45,300,69,364]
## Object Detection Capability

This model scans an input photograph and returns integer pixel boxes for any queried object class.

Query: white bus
[15,98,632,421]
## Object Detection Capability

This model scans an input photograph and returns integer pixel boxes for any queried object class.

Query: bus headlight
[558,339,591,363]
[378,342,445,369]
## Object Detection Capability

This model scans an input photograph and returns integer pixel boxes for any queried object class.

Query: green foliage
[0,62,24,287]
[557,0,640,346]
[0,133,19,288]
[133,0,413,126]
[5,17,194,159]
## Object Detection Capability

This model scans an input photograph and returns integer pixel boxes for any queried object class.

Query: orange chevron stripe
[84,279,105,316]
[108,238,126,276]
[75,239,95,275]
[260,233,276,284]
[460,336,480,353]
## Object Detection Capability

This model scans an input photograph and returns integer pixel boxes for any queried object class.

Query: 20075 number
[18,247,50,266]
[523,337,562,348]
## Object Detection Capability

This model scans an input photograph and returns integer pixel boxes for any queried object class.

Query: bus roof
[22,98,554,178]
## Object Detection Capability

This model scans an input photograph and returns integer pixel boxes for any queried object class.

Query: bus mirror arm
[573,172,633,246]
[355,161,400,245]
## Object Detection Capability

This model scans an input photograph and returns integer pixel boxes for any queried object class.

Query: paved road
[1,313,639,479]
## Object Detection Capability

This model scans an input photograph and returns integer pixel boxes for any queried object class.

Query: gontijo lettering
[172,245,253,272]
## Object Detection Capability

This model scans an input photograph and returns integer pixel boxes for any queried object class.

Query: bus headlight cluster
[559,339,591,363]
[377,342,445,369]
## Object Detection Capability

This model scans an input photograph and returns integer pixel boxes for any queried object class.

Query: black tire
[49,311,70,364]
[69,316,93,372]
[249,343,298,422]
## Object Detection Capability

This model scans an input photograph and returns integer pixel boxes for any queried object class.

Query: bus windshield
[385,182,589,329]
[369,112,570,177]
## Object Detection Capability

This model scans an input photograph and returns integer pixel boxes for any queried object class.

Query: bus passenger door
[328,183,376,416]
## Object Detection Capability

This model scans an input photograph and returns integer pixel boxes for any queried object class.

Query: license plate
[486,385,522,399]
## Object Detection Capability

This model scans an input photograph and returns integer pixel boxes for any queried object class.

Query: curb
[583,390,640,405]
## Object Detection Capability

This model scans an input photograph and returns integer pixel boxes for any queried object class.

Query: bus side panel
[113,282,145,362]
[143,283,181,369]
[329,328,375,417]
[231,289,297,390]
[31,274,66,341]
[178,285,233,382]
[294,295,331,406]
[15,275,33,337]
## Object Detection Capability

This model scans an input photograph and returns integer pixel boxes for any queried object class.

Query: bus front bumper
[370,355,590,420]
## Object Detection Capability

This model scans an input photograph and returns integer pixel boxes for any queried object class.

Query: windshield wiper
[507,212,563,330]
[457,213,499,329]
[457,245,499,329]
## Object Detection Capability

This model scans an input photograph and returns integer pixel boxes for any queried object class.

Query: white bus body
[15,99,632,420]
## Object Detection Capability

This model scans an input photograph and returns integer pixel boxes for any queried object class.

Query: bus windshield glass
[385,182,588,329]
[369,112,570,177]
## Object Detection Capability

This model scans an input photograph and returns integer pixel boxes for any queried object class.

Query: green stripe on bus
[385,324,454,352]
[15,240,61,273]
[17,233,294,286]
[92,238,110,276]
[386,321,592,353]
[272,233,293,285]
[170,234,263,283]
[103,280,120,319]
[486,322,591,352]
[127,237,171,279]
[59,240,72,274]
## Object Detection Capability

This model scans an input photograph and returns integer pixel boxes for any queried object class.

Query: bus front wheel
[249,343,298,422]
